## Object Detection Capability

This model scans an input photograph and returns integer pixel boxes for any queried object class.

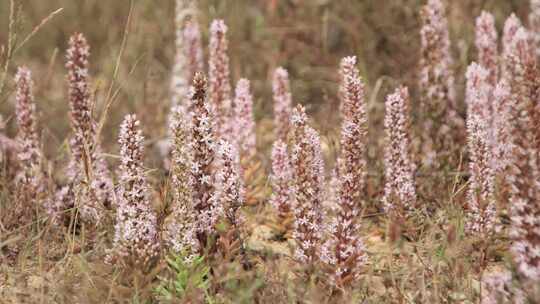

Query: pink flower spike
[209,19,233,140]
[290,105,325,265]
[272,67,293,141]
[382,86,416,216]
[233,78,257,160]
[475,11,498,86]
[109,114,160,268]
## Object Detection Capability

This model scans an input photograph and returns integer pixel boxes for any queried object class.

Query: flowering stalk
[14,67,43,191]
[290,105,324,265]
[164,106,198,259]
[505,27,540,282]
[418,0,462,167]
[382,86,416,218]
[233,78,256,161]
[272,67,292,141]
[475,11,499,86]
[216,139,244,229]
[214,139,247,261]
[170,0,203,107]
[502,14,523,83]
[65,33,112,224]
[464,63,496,235]
[110,114,160,269]
[321,56,367,286]
[270,140,292,220]
[530,0,540,57]
[491,81,512,183]
[13,67,44,225]
[189,72,219,250]
[209,19,232,140]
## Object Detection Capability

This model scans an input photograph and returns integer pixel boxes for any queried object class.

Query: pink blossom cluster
[170,0,203,107]
[529,0,540,57]
[272,67,293,141]
[270,67,294,220]
[504,25,540,283]
[382,86,416,216]
[418,0,461,166]
[290,105,325,264]
[209,20,233,140]
[480,271,524,304]
[475,11,498,86]
[14,67,43,196]
[490,81,513,177]
[164,106,199,259]
[322,56,367,285]
[215,140,245,228]
[64,33,112,224]
[189,73,220,248]
[233,78,256,160]
[110,114,160,268]
[502,14,523,82]
[269,140,292,219]
[464,63,496,235]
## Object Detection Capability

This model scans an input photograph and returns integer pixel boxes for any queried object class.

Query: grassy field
[0,0,537,303]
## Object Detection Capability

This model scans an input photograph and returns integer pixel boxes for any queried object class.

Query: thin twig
[13,8,64,54]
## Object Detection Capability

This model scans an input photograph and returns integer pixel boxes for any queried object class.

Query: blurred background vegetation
[0,0,528,163]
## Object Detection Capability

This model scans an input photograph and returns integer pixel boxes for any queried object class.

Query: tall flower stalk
[502,14,523,83]
[491,81,512,183]
[530,0,540,57]
[290,105,324,266]
[322,56,367,287]
[270,140,292,220]
[14,67,44,223]
[216,140,244,230]
[475,11,498,86]
[505,27,540,283]
[109,114,160,269]
[418,0,461,167]
[164,106,198,259]
[189,72,219,250]
[170,0,203,107]
[209,19,232,140]
[382,86,416,218]
[215,139,246,260]
[233,78,256,161]
[464,63,496,235]
[272,67,292,141]
[65,33,112,224]
[271,67,293,224]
